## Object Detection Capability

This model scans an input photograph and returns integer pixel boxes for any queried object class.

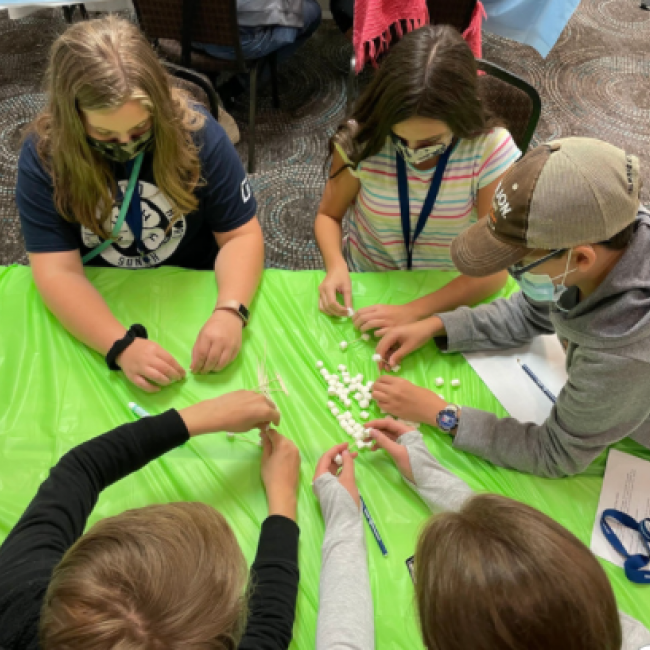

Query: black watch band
[105,324,148,370]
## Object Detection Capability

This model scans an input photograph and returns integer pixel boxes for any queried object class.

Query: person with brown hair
[16,16,264,392]
[0,391,302,650]
[315,24,520,325]
[312,419,650,650]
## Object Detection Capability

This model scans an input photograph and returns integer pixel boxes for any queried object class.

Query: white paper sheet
[591,449,650,568]
[462,335,568,425]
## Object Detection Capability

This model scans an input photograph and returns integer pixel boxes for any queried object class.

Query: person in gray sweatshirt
[370,137,650,478]
[312,418,650,650]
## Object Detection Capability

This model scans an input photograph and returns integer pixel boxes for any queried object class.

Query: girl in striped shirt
[315,24,520,330]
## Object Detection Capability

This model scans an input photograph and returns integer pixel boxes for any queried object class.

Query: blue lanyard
[396,142,455,270]
[600,509,650,584]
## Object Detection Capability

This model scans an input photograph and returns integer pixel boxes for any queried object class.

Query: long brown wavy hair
[29,15,205,239]
[330,24,501,176]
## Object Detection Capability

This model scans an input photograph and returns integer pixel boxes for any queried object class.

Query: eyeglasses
[508,249,566,281]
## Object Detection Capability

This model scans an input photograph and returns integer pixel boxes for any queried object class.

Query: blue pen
[129,401,151,418]
[517,360,557,404]
[360,495,388,557]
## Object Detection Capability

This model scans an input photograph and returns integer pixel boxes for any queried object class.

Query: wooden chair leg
[62,5,74,23]
[248,63,259,174]
[79,3,89,18]
[270,52,280,109]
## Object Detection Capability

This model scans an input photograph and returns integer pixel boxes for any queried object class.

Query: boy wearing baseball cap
[372,137,650,478]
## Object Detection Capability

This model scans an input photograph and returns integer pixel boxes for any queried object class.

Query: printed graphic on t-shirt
[81,180,186,268]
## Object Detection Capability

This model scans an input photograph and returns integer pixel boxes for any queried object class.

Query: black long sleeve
[239,515,300,650]
[0,409,189,650]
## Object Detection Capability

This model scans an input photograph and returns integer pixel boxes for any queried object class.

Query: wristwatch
[214,300,250,326]
[436,404,460,433]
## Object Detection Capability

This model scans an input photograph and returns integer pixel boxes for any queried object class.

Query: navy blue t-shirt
[16,108,257,270]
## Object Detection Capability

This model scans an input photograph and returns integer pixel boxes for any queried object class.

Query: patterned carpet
[0,1,649,268]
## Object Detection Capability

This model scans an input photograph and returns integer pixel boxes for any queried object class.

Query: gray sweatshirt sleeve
[398,431,474,512]
[313,474,374,650]
[621,611,650,650]
[435,291,555,353]
[453,347,650,477]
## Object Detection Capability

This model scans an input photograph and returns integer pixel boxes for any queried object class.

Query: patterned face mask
[391,132,452,165]
[87,129,153,164]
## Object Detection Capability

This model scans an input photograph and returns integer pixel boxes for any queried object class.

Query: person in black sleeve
[0,391,301,650]
[16,16,264,391]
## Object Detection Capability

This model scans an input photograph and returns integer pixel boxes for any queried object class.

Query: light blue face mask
[516,250,576,303]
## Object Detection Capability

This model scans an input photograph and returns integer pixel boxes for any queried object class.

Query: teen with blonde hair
[315,24,520,326]
[313,419,650,650]
[0,391,302,649]
[17,16,264,391]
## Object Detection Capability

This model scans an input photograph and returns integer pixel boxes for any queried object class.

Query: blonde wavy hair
[30,15,206,239]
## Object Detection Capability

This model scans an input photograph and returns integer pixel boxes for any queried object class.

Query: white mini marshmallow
[366,380,374,389]
[227,432,235,439]
[320,368,328,376]
[391,364,401,372]
[360,411,369,419]
[338,364,347,372]
[347,307,355,317]
[354,392,363,401]
[361,333,370,341]
[343,375,352,384]
[343,399,352,407]
[355,374,363,381]
[327,401,335,409]
[360,400,370,409]
[327,387,337,395]
[316,360,324,368]
[339,341,348,350]
[451,379,461,387]
[334,453,343,466]
[336,414,345,422]
[331,407,340,416]
[371,353,382,362]
[435,377,444,387]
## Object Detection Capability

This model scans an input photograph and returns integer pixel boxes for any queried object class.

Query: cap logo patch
[494,182,512,219]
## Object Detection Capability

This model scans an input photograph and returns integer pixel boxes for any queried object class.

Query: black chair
[477,59,542,152]
[163,61,220,119]
[132,0,280,173]
[426,0,477,33]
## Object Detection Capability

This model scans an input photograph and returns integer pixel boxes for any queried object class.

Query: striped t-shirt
[337,128,520,271]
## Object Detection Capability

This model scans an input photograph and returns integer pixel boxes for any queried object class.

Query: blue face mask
[515,250,576,304]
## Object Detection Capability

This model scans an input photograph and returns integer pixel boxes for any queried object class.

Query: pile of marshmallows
[317,361,375,451]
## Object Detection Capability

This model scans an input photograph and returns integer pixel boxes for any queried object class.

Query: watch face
[438,410,457,430]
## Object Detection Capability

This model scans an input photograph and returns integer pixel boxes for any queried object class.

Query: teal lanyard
[82,152,145,265]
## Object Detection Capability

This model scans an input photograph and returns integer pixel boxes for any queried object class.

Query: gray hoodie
[237,0,303,29]
[435,208,650,478]
[313,432,650,650]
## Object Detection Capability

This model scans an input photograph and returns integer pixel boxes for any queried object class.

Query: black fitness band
[105,324,148,371]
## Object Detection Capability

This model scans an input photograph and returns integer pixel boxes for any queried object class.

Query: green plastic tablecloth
[0,264,648,648]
